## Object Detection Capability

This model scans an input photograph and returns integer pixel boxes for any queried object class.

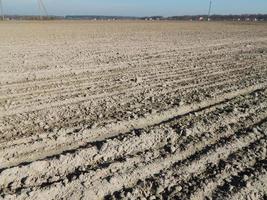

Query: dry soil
[0,21,267,200]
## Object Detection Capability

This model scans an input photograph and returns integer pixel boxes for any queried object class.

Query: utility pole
[38,0,48,20]
[38,0,42,20]
[208,0,212,17]
[0,0,4,21]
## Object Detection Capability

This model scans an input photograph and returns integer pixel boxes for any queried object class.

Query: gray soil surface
[0,21,267,200]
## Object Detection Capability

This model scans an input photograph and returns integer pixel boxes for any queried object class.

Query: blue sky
[2,0,267,16]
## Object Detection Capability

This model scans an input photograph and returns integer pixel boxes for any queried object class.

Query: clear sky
[2,0,267,17]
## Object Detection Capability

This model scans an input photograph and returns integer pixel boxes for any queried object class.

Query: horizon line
[2,13,267,18]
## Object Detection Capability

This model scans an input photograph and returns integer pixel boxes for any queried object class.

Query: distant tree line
[1,15,64,20]
[1,14,267,21]
[65,15,139,20]
[167,14,267,21]
[65,14,267,21]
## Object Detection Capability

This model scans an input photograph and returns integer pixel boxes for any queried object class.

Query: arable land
[0,21,267,200]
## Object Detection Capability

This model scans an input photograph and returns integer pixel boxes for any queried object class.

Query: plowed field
[0,21,267,200]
